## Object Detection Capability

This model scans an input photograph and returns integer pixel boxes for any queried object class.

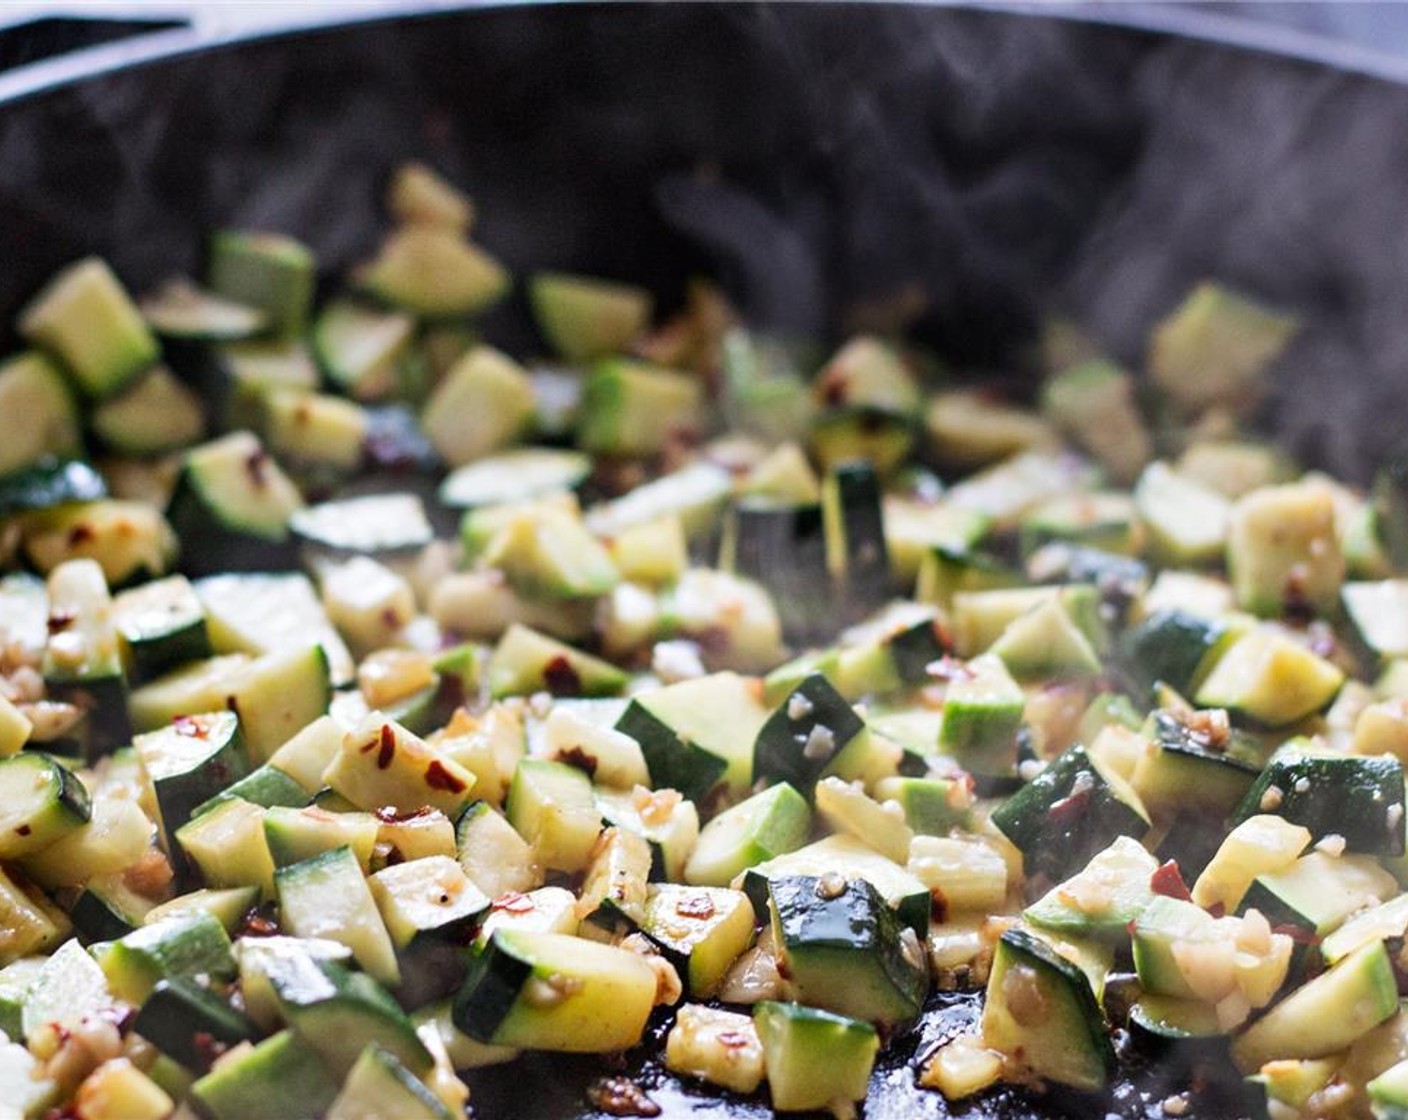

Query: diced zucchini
[98,911,236,1005]
[21,937,114,1039]
[189,1030,338,1120]
[1024,835,1158,943]
[112,574,210,684]
[594,786,699,883]
[262,388,369,473]
[1232,743,1404,855]
[981,927,1112,1092]
[276,846,400,987]
[454,930,658,1052]
[439,447,591,510]
[168,432,304,571]
[577,359,703,458]
[1231,941,1397,1072]
[642,885,754,999]
[754,1000,879,1114]
[19,257,159,399]
[1322,892,1408,965]
[769,875,927,1025]
[369,855,489,950]
[504,758,600,874]
[132,977,257,1073]
[618,671,769,803]
[542,706,648,790]
[991,745,1149,884]
[0,353,81,476]
[264,805,379,871]
[822,461,892,620]
[326,1043,454,1120]
[0,865,71,966]
[906,835,1009,915]
[206,230,315,339]
[1132,895,1291,1008]
[1227,482,1344,618]
[586,461,732,541]
[740,834,930,938]
[90,365,205,456]
[1040,359,1151,485]
[1192,814,1313,914]
[936,653,1025,776]
[753,672,866,797]
[1240,851,1397,947]
[389,162,473,231]
[196,571,352,688]
[135,711,247,852]
[1134,462,1231,567]
[311,299,415,402]
[0,751,92,859]
[487,622,625,701]
[357,226,508,319]
[420,346,534,467]
[139,277,266,341]
[923,390,1053,472]
[23,499,177,587]
[684,782,811,888]
[530,272,653,362]
[455,801,542,899]
[1147,282,1298,416]
[325,714,475,819]
[20,794,153,889]
[1195,630,1344,727]
[577,825,652,937]
[290,493,432,556]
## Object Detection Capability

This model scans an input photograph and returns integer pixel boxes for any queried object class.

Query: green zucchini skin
[991,745,1149,884]
[752,672,865,796]
[133,977,257,1072]
[723,499,830,643]
[823,461,893,623]
[1233,749,1406,856]
[768,874,928,1025]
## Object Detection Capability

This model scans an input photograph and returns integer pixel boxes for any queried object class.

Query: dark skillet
[1,4,1406,1116]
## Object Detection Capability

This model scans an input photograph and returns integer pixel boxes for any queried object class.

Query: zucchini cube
[768,875,927,1025]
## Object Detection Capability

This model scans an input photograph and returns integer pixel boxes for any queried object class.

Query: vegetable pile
[3,161,1408,1120]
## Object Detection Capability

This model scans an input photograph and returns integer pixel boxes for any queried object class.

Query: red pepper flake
[239,905,280,937]
[542,655,583,697]
[675,894,716,921]
[1046,788,1092,828]
[930,886,949,923]
[192,1030,228,1070]
[819,371,848,407]
[1272,923,1322,947]
[45,609,76,635]
[66,524,95,546]
[1149,860,1192,901]
[172,714,205,737]
[15,824,30,837]
[245,448,269,488]
[425,759,467,793]
[555,745,598,779]
[493,891,535,914]
[377,724,397,769]
[717,1030,753,1050]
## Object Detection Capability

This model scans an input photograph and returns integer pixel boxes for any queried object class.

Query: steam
[1,5,1407,478]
